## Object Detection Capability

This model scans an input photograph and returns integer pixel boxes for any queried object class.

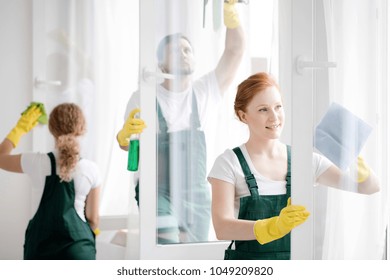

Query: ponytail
[56,134,80,182]
[48,103,86,182]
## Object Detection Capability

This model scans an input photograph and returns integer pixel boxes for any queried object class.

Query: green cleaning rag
[21,102,48,124]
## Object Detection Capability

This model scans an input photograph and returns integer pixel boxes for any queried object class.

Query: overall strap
[156,101,167,134]
[47,152,56,176]
[190,90,201,129]
[232,147,259,197]
[286,145,291,197]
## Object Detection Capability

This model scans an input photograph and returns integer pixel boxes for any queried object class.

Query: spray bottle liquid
[127,134,140,171]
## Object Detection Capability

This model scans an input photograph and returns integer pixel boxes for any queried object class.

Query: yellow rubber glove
[253,198,310,245]
[22,102,48,124]
[117,108,146,147]
[357,156,370,183]
[224,0,240,29]
[6,105,42,147]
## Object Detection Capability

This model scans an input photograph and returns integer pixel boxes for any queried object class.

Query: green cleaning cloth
[21,102,48,124]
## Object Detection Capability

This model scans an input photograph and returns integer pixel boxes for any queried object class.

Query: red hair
[234,72,280,121]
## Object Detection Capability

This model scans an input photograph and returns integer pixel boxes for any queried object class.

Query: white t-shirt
[21,151,101,221]
[124,71,221,132]
[207,144,333,217]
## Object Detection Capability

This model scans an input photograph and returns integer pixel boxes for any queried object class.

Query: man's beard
[165,62,194,76]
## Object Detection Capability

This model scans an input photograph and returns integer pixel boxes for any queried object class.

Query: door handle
[34,77,62,88]
[142,68,175,84]
[296,55,337,75]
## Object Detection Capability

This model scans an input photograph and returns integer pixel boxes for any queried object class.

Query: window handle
[296,55,337,75]
[142,68,175,84]
[34,77,62,88]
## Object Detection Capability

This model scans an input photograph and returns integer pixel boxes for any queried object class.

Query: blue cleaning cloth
[314,102,372,171]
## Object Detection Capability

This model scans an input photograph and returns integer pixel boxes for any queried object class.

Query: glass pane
[312,0,386,259]
[154,0,217,244]
[35,0,140,259]
[151,0,278,245]
[36,0,100,159]
[39,0,136,217]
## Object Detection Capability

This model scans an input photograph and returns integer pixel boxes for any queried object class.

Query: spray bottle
[127,111,140,171]
[127,135,139,171]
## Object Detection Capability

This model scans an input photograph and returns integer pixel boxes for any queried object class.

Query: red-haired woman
[0,103,100,259]
[208,72,379,260]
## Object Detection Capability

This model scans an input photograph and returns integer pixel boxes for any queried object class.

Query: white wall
[0,0,33,259]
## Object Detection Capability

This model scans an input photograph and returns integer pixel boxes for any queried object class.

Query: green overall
[224,145,291,260]
[135,92,211,243]
[23,152,96,260]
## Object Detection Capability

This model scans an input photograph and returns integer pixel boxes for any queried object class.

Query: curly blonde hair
[48,103,86,182]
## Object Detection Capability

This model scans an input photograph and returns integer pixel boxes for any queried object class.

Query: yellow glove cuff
[6,128,22,147]
[357,156,370,183]
[253,217,281,245]
[93,228,101,236]
[224,1,240,29]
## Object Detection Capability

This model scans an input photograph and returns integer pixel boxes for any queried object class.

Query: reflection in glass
[155,33,212,244]
[153,0,248,244]
[311,0,387,259]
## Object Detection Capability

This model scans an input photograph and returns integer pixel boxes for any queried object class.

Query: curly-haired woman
[0,103,101,260]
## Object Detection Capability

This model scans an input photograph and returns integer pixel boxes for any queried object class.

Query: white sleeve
[21,152,51,187]
[124,90,140,121]
[78,160,102,189]
[89,162,102,189]
[312,152,333,179]
[193,71,222,126]
[208,149,237,185]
